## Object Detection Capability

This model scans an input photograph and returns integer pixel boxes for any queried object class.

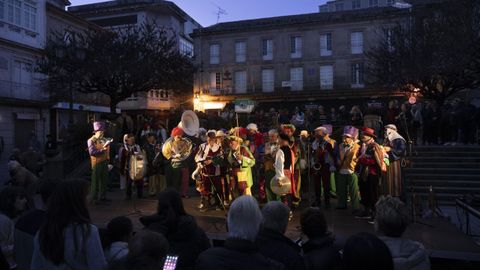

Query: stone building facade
[192,6,409,111]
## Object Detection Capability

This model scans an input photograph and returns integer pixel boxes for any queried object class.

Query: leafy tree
[39,22,195,113]
[366,0,480,105]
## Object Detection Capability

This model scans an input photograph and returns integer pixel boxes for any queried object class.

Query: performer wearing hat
[87,121,111,204]
[246,123,264,197]
[226,136,255,197]
[143,133,166,196]
[194,130,224,211]
[264,129,280,202]
[216,130,230,206]
[356,127,387,221]
[273,133,295,210]
[336,126,360,210]
[119,134,144,200]
[311,125,337,208]
[383,124,407,198]
[162,127,192,194]
[280,124,302,206]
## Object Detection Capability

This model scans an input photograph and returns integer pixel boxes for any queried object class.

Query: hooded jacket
[301,233,341,270]
[140,214,210,270]
[380,236,430,270]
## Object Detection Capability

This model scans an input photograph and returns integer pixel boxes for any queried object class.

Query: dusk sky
[71,0,328,27]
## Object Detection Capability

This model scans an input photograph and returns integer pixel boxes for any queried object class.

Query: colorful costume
[384,124,407,197]
[162,127,192,195]
[311,125,337,208]
[227,136,255,197]
[336,126,360,209]
[264,139,280,201]
[143,141,166,196]
[87,121,110,203]
[119,140,143,199]
[274,144,295,208]
[195,139,224,210]
[281,124,302,205]
[358,127,387,216]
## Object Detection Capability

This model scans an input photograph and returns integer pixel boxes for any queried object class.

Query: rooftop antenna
[211,2,227,24]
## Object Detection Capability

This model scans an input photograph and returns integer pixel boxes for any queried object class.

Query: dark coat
[196,238,285,270]
[302,233,341,270]
[256,228,305,270]
[140,214,210,270]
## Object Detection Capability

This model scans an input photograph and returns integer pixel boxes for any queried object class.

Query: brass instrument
[162,137,193,163]
[312,141,323,172]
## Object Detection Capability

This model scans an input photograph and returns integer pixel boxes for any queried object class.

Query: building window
[234,71,247,94]
[13,60,32,85]
[210,72,221,91]
[335,3,344,11]
[351,63,364,88]
[351,31,363,54]
[386,28,395,52]
[290,36,302,58]
[179,38,193,57]
[369,0,379,7]
[352,0,361,9]
[320,65,333,90]
[290,67,303,91]
[320,33,332,56]
[210,44,220,64]
[23,2,36,30]
[6,0,21,25]
[0,0,4,20]
[235,41,246,63]
[320,6,328,13]
[262,39,273,60]
[262,69,274,92]
[387,0,394,5]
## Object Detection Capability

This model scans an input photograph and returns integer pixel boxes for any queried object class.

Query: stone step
[410,162,480,169]
[404,173,480,181]
[409,156,480,163]
[408,179,480,187]
[411,151,480,157]
[405,168,480,174]
[404,191,462,205]
[414,145,480,151]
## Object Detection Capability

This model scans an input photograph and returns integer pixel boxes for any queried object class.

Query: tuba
[162,137,193,163]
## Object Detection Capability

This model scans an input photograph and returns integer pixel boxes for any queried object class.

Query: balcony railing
[0,80,48,101]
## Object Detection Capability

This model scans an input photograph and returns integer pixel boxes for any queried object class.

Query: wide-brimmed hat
[246,123,258,132]
[343,126,359,138]
[93,121,106,133]
[385,124,397,132]
[215,130,226,138]
[206,129,216,138]
[361,127,377,138]
[281,124,296,132]
[228,136,243,144]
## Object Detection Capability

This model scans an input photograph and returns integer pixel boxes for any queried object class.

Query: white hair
[261,201,290,234]
[268,129,278,136]
[227,195,263,241]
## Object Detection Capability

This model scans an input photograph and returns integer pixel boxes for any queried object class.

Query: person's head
[38,180,58,207]
[300,207,328,240]
[227,195,262,242]
[228,137,242,151]
[261,201,290,234]
[107,216,134,243]
[279,133,290,146]
[331,107,336,113]
[375,196,410,238]
[171,127,184,141]
[39,179,91,265]
[121,111,127,117]
[0,187,27,218]
[300,130,309,140]
[206,130,216,145]
[128,231,169,264]
[156,189,187,232]
[315,127,327,139]
[124,134,135,145]
[318,106,325,114]
[246,123,258,135]
[268,129,279,142]
[342,232,394,270]
[146,133,157,144]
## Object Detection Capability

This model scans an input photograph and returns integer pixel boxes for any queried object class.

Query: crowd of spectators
[0,176,431,270]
